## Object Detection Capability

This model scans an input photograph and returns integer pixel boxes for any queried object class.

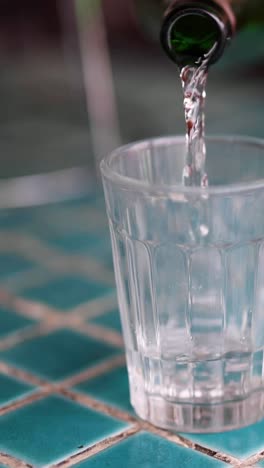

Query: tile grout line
[0,291,69,321]
[0,289,64,339]
[0,198,257,467]
[7,296,61,322]
[0,355,242,466]
[0,290,123,351]
[0,319,123,353]
[0,323,123,356]
[0,320,61,352]
[58,354,126,389]
[0,356,238,464]
[140,422,240,465]
[60,388,137,425]
[30,208,109,241]
[0,286,244,467]
[0,371,243,455]
[0,451,33,468]
[241,451,264,467]
[0,289,118,323]
[0,361,48,387]
[70,322,123,349]
[69,294,118,319]
[0,388,54,417]
[0,355,127,418]
[0,367,242,467]
[0,355,127,413]
[58,389,240,465]
[0,268,57,296]
[0,355,238,464]
[51,425,141,468]
[193,443,239,465]
[0,359,236,466]
[0,321,244,466]
[0,300,122,354]
[0,231,115,286]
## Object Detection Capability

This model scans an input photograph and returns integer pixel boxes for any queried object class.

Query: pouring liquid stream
[180,46,216,187]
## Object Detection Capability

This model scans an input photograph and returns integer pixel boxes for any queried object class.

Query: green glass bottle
[134,0,264,67]
[161,0,234,66]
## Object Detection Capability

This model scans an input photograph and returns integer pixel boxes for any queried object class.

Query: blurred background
[0,0,263,205]
[0,3,262,462]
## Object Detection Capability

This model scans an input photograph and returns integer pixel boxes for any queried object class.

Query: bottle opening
[161,6,232,67]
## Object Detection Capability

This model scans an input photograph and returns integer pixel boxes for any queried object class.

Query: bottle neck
[160,0,234,67]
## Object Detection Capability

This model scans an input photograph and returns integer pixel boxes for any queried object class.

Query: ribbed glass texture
[101,136,264,432]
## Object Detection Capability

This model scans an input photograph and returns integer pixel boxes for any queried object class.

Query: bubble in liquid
[200,224,209,237]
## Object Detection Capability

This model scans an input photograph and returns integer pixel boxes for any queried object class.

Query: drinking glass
[101,136,264,433]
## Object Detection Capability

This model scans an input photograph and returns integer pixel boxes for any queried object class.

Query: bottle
[134,0,263,67]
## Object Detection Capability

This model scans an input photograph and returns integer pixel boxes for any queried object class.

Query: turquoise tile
[38,231,110,255]
[76,366,133,414]
[22,276,113,311]
[68,196,100,207]
[0,254,33,279]
[72,191,105,209]
[0,394,128,466]
[0,209,33,229]
[0,464,8,468]
[0,373,34,406]
[39,230,113,267]
[89,309,122,333]
[48,192,104,209]
[185,419,264,458]
[75,432,225,468]
[0,307,36,337]
[0,329,119,380]
[44,232,102,253]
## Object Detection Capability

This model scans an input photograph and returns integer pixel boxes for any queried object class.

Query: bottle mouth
[160,4,233,67]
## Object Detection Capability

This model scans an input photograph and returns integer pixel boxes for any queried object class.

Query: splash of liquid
[181,63,208,187]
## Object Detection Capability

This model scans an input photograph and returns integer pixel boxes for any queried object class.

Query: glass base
[131,386,264,433]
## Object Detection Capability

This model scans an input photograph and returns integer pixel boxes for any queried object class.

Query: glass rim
[100,135,264,197]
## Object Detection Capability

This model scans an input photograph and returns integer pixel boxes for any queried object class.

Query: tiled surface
[0,253,33,278]
[0,209,33,229]
[0,395,128,466]
[0,307,36,337]
[0,328,120,380]
[75,432,226,467]
[0,373,34,406]
[185,421,264,459]
[37,230,113,264]
[76,366,133,414]
[89,308,122,333]
[22,276,113,311]
[0,194,263,467]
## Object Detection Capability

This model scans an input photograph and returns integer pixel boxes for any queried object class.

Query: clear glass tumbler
[101,136,264,433]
